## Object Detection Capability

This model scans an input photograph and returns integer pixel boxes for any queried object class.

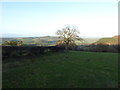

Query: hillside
[112,35,120,40]
[1,36,61,46]
[1,36,100,46]
[93,35,120,45]
[2,35,119,46]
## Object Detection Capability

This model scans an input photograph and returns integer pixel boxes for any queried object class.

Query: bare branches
[56,25,81,50]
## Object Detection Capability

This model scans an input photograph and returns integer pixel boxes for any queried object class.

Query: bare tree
[56,25,82,50]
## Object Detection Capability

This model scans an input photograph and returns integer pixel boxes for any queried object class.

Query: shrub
[2,41,23,46]
[2,45,65,61]
[76,44,118,53]
[56,41,77,50]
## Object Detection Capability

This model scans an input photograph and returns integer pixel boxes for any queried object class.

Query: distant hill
[1,36,100,46]
[93,35,120,45]
[1,36,61,46]
[80,37,100,44]
[112,35,120,40]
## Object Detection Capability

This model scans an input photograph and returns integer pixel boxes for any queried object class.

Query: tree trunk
[66,43,69,51]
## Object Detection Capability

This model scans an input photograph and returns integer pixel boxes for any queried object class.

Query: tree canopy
[56,25,82,50]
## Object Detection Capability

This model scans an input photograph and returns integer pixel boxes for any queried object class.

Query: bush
[2,46,65,60]
[56,42,77,50]
[2,41,23,46]
[2,46,45,59]
[76,44,118,53]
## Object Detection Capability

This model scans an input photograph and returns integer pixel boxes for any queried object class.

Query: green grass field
[3,51,118,88]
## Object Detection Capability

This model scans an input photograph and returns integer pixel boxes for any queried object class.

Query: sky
[0,0,119,37]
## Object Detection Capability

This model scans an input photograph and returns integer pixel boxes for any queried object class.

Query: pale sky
[1,0,118,37]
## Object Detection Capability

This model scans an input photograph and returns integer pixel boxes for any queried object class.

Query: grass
[2,51,118,88]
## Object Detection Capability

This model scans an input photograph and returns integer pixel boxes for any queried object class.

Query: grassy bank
[3,51,118,88]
